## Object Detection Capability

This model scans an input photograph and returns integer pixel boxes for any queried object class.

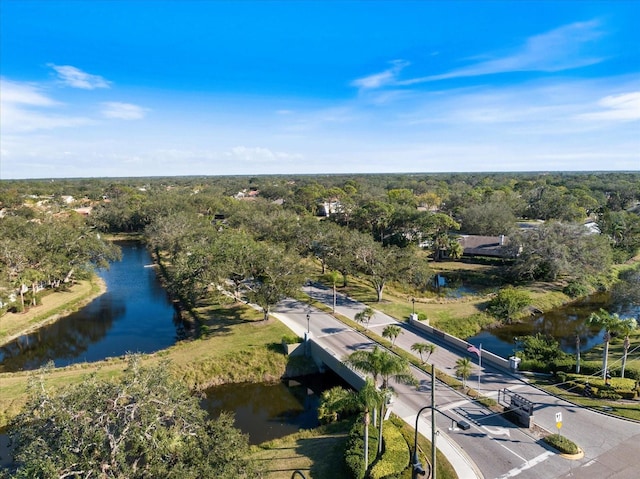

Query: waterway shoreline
[0,276,107,349]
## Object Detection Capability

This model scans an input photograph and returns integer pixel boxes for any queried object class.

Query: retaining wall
[408,316,511,372]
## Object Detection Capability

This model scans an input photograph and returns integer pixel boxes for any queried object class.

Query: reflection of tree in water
[1,242,191,373]
[0,294,124,372]
[200,373,347,445]
[491,292,624,354]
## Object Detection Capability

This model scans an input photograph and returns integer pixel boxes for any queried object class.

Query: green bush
[486,287,531,322]
[281,334,303,344]
[544,434,579,455]
[562,281,592,298]
[595,388,622,400]
[618,390,637,400]
[344,418,378,479]
[369,421,410,479]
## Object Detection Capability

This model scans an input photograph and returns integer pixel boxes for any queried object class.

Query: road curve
[272,284,640,479]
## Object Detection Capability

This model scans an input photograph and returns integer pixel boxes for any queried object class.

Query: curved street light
[291,470,307,479]
[412,405,430,478]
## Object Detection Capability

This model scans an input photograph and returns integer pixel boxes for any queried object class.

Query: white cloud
[576,92,640,121]
[0,78,59,106]
[356,20,605,90]
[48,64,111,89]
[101,102,148,120]
[0,78,93,132]
[351,60,409,90]
[414,20,605,82]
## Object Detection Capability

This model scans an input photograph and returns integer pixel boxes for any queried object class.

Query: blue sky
[1,0,638,179]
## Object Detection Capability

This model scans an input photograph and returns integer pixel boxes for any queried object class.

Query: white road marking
[482,426,511,437]
[496,451,555,478]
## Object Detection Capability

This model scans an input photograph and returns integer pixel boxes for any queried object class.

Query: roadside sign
[555,412,562,423]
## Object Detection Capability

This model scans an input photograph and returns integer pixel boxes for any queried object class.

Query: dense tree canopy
[3,357,257,478]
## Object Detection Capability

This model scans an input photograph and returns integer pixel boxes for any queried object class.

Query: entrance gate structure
[498,388,535,428]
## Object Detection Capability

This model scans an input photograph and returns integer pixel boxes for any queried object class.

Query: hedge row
[368,421,410,479]
[556,373,638,400]
[520,358,640,381]
[344,418,379,479]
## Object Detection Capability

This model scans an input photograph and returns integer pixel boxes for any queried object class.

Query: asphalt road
[273,284,640,479]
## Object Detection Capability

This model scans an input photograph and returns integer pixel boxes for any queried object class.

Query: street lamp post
[412,363,436,479]
[306,313,310,334]
[412,298,415,316]
[412,405,430,478]
[291,471,307,479]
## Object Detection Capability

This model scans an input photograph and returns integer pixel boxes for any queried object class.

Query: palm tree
[587,309,637,380]
[346,346,416,455]
[382,324,402,346]
[317,379,382,468]
[619,318,638,378]
[448,237,464,260]
[325,270,341,314]
[411,342,436,364]
[354,306,375,330]
[455,357,473,390]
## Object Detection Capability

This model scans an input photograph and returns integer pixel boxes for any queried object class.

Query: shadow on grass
[197,302,264,337]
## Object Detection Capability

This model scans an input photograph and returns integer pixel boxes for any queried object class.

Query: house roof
[457,234,510,257]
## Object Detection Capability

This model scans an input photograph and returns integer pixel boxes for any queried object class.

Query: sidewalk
[272,296,483,479]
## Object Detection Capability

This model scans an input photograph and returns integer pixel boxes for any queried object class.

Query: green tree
[5,357,257,478]
[587,309,638,380]
[411,342,436,364]
[353,237,415,302]
[354,306,375,330]
[508,222,612,282]
[345,346,416,455]
[382,324,402,346]
[459,201,516,236]
[317,379,382,470]
[455,357,473,390]
[247,243,307,321]
[486,287,532,323]
[324,270,341,313]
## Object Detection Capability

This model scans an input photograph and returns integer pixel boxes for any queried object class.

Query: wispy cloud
[48,64,111,89]
[405,20,605,83]
[0,78,59,106]
[101,102,149,120]
[351,60,409,90]
[576,91,640,121]
[0,78,92,132]
[354,20,607,91]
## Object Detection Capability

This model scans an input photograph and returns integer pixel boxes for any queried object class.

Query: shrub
[486,287,531,322]
[344,418,378,479]
[544,434,579,455]
[520,334,570,363]
[368,421,410,479]
[563,281,592,298]
[281,334,303,344]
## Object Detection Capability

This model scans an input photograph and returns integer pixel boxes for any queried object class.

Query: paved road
[273,284,640,479]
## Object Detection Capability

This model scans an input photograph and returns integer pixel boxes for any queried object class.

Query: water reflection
[0,241,190,372]
[468,291,640,358]
[201,372,350,445]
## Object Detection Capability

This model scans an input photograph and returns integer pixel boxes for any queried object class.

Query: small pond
[201,371,350,445]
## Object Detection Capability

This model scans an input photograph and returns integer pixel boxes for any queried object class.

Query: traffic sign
[555,412,563,423]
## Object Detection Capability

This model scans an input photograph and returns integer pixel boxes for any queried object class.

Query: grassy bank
[0,278,104,346]
[0,296,310,428]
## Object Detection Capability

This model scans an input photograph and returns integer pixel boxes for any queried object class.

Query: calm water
[467,292,640,358]
[0,241,189,372]
[201,372,350,445]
